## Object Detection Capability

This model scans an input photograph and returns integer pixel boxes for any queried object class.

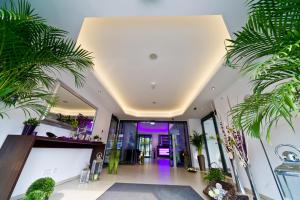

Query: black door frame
[119,120,192,167]
[201,112,228,172]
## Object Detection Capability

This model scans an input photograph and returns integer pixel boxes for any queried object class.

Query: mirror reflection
[41,83,97,139]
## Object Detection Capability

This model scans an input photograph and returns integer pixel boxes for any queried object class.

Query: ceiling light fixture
[151,81,156,89]
[211,86,216,91]
[149,53,158,60]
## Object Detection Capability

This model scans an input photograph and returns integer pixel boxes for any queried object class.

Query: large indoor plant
[190,131,206,171]
[0,0,93,118]
[225,0,300,140]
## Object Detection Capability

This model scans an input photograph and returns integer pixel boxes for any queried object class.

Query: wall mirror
[40,81,97,138]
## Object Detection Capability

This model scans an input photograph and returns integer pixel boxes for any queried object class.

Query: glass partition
[169,122,190,167]
[104,115,119,163]
[118,122,138,163]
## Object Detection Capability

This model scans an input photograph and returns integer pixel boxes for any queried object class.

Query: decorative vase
[230,158,246,194]
[21,125,37,135]
[197,155,206,171]
[245,165,260,200]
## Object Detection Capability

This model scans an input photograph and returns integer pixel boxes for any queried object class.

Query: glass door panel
[138,135,152,158]
[202,112,228,172]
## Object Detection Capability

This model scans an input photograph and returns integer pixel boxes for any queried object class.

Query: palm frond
[0,0,93,118]
[226,0,300,139]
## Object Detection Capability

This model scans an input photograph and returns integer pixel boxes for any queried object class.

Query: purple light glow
[137,122,169,133]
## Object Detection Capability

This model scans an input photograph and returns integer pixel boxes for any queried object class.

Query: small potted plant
[22,118,40,135]
[25,177,55,200]
[93,135,101,142]
[24,190,46,200]
[190,131,206,171]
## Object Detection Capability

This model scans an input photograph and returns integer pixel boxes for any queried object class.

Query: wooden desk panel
[0,135,105,200]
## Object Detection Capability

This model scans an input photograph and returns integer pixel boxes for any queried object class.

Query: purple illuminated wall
[137,122,169,133]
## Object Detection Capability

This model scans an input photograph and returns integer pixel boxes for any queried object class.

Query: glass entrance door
[138,135,152,158]
[201,112,228,172]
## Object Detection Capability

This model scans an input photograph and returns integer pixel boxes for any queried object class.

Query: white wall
[214,77,300,200]
[0,71,113,197]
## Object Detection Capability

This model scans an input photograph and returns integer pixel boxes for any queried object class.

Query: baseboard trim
[11,175,80,200]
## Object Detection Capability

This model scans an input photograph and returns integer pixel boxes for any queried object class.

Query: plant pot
[22,125,37,135]
[203,180,236,200]
[197,155,206,171]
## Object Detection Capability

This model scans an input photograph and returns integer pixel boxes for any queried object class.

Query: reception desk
[0,135,105,200]
[157,146,170,157]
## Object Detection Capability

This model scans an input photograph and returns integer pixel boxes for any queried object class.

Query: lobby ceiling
[29,0,246,119]
[77,16,230,117]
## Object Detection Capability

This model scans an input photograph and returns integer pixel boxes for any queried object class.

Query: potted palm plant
[190,131,206,171]
[22,118,40,135]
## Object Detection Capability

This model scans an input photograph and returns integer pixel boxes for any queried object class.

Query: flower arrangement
[207,183,228,200]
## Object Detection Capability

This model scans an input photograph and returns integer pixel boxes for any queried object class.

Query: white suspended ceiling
[77,16,230,118]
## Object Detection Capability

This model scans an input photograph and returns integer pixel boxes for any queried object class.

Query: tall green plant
[108,138,120,174]
[0,0,93,118]
[225,0,300,140]
[190,131,205,155]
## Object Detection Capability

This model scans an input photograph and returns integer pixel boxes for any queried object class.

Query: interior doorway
[117,121,191,168]
[137,135,152,158]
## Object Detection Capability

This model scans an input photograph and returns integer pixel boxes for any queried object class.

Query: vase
[197,155,206,171]
[230,158,245,194]
[21,125,37,135]
[245,165,260,200]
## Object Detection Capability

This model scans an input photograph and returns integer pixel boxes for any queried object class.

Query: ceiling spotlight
[152,101,157,105]
[211,86,216,91]
[151,82,156,89]
[150,122,155,125]
[149,53,158,60]
[193,107,197,111]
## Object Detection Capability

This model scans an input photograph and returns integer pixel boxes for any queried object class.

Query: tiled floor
[50,159,209,200]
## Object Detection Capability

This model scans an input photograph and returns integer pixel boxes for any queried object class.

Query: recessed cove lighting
[149,53,158,60]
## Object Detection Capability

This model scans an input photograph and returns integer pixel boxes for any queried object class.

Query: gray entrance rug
[97,183,204,200]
